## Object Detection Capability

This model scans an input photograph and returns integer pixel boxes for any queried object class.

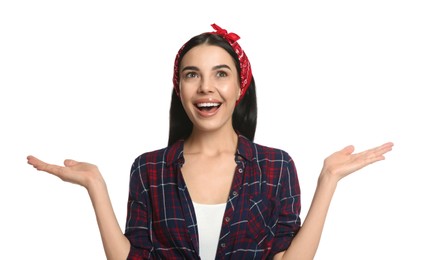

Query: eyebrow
[181,64,232,72]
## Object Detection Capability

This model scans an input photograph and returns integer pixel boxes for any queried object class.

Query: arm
[27,156,130,260]
[274,142,394,260]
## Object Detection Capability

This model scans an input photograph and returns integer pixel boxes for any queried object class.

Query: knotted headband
[173,23,253,103]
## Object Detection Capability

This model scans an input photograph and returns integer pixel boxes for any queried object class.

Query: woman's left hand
[321,142,394,182]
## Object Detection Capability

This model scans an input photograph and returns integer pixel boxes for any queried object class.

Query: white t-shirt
[192,202,227,260]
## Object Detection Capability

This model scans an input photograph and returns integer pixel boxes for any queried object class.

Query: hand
[321,142,394,182]
[27,155,104,189]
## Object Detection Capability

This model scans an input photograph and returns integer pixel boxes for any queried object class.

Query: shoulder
[130,140,184,171]
[255,142,292,161]
[238,136,300,194]
[238,135,293,163]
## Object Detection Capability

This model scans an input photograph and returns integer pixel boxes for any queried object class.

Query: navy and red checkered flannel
[125,135,301,259]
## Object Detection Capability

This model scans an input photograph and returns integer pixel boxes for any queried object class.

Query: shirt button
[238,168,243,173]
[221,243,226,248]
[232,191,238,196]
[225,217,230,222]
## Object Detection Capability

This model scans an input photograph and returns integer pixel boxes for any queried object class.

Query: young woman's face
[179,44,241,133]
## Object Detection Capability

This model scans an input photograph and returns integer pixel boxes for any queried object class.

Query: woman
[27,24,393,259]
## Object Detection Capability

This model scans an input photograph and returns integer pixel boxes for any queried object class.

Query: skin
[179,45,241,204]
[27,44,394,260]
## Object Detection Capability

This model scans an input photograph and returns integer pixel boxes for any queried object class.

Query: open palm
[27,155,103,189]
[322,142,394,181]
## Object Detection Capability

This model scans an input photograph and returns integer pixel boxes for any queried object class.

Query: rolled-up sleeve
[124,159,153,259]
[271,153,301,256]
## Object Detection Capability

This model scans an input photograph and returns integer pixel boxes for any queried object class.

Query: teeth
[196,102,220,108]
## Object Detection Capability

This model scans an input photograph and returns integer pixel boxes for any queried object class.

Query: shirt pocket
[246,195,278,243]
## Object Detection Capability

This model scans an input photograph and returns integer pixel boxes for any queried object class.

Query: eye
[185,71,198,78]
[216,71,228,77]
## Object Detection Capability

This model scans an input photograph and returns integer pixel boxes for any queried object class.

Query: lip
[193,98,222,118]
[194,98,222,104]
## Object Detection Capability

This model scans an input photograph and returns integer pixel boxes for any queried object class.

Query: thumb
[64,159,79,167]
[341,145,355,155]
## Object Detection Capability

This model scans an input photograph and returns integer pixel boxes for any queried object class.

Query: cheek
[179,88,195,113]
[178,84,184,102]
[179,83,190,101]
[234,86,242,101]
[179,91,187,106]
[219,82,241,97]
[178,85,189,107]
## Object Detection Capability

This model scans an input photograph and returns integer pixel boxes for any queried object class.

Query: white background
[1,1,430,259]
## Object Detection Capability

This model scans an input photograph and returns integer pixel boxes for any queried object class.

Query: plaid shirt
[125,135,301,259]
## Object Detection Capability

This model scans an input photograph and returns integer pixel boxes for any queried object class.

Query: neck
[184,128,238,156]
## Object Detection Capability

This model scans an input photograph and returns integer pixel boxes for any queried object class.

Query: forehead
[180,44,236,68]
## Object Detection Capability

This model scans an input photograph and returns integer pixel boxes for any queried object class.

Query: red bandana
[172,24,253,104]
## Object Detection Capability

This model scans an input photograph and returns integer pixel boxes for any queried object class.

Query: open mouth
[195,102,222,112]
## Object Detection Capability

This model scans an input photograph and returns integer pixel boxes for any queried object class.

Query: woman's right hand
[27,155,131,259]
[27,155,104,190]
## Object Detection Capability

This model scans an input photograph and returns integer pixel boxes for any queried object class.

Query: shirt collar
[236,134,254,162]
[165,134,254,166]
[166,139,185,166]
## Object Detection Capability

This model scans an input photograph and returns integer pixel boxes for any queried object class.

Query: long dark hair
[168,33,257,146]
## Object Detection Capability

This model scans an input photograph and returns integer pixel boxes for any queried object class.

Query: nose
[198,77,215,94]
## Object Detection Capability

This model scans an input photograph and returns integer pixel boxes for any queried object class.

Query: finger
[64,159,79,167]
[340,145,355,155]
[359,143,394,165]
[356,142,394,158]
[27,155,47,168]
[367,142,394,160]
[376,142,394,155]
[27,155,66,176]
